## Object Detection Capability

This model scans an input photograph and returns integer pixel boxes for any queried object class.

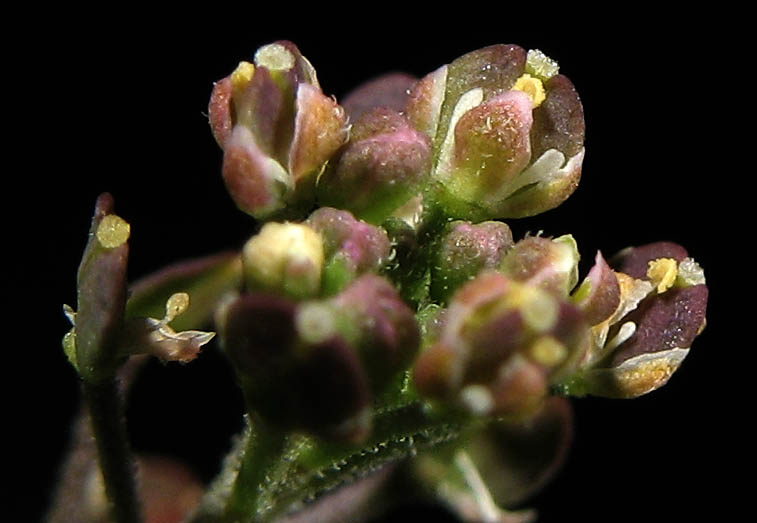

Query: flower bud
[242,222,324,299]
[499,234,579,297]
[406,45,585,220]
[430,220,514,303]
[557,242,708,398]
[209,41,348,219]
[414,272,588,417]
[217,292,371,441]
[297,275,421,389]
[340,72,417,122]
[64,193,130,382]
[306,207,391,294]
[317,107,432,224]
[570,251,620,326]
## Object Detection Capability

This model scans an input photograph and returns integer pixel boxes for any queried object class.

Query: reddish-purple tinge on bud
[430,220,514,303]
[220,293,299,377]
[333,275,421,384]
[573,251,621,326]
[451,91,533,196]
[219,292,372,441]
[209,77,233,148]
[209,41,348,218]
[317,108,431,224]
[530,74,585,160]
[222,126,290,217]
[499,236,579,297]
[306,207,391,273]
[414,272,589,417]
[341,72,417,122]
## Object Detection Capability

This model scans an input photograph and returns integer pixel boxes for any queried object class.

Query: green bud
[242,222,324,299]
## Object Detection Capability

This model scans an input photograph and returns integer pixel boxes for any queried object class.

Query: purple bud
[572,251,621,326]
[405,45,585,220]
[530,74,585,160]
[317,108,431,224]
[341,72,417,122]
[68,194,130,382]
[414,272,589,416]
[430,220,514,303]
[218,292,371,441]
[306,207,391,274]
[298,275,420,389]
[560,242,709,398]
[210,41,348,218]
[499,235,579,297]
[332,275,421,384]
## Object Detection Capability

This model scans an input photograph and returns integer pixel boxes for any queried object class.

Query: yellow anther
[525,49,560,80]
[96,214,130,248]
[512,73,547,108]
[231,61,255,92]
[164,292,190,323]
[529,336,567,367]
[255,43,295,71]
[647,258,678,293]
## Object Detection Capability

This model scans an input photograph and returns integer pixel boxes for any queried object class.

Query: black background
[14,9,736,522]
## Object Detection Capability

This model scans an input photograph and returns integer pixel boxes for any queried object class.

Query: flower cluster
[205,37,707,450]
[61,40,709,523]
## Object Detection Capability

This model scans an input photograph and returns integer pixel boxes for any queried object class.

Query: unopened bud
[306,207,391,294]
[430,220,514,303]
[298,275,421,389]
[406,45,585,220]
[571,251,621,325]
[242,222,324,299]
[414,272,588,416]
[210,41,347,219]
[499,235,579,297]
[218,292,371,441]
[317,108,431,224]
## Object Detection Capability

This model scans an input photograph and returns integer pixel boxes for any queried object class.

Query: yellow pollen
[647,258,678,293]
[512,74,546,108]
[529,336,568,367]
[96,214,130,248]
[165,292,190,322]
[231,61,255,92]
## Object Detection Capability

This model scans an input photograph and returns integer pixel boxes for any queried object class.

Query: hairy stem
[222,412,293,522]
[82,378,142,523]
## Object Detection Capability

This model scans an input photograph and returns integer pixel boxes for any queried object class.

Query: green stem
[222,412,292,522]
[82,378,142,523]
